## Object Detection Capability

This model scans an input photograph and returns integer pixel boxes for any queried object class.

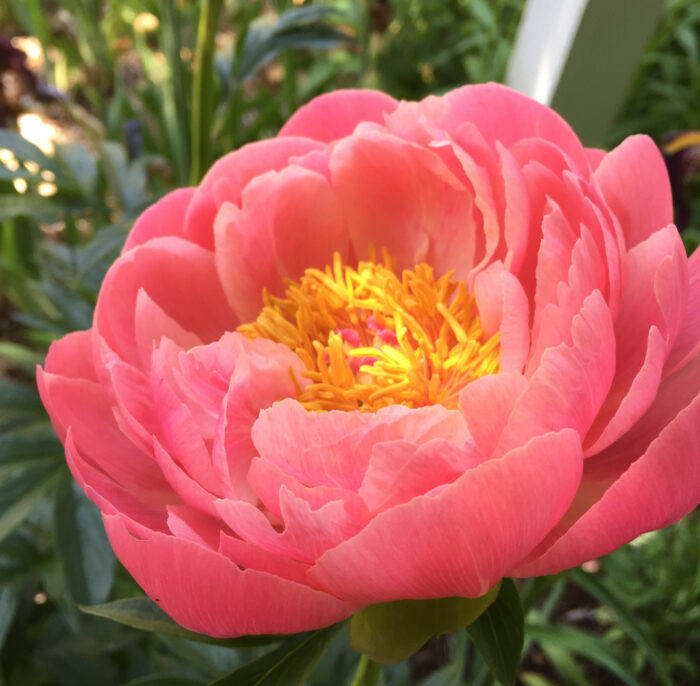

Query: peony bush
[38,84,699,639]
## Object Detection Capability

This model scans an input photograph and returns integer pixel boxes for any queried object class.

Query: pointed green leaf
[78,597,283,647]
[466,578,524,686]
[208,623,344,686]
[350,583,501,665]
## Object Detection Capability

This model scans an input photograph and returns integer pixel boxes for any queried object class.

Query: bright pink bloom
[39,84,699,637]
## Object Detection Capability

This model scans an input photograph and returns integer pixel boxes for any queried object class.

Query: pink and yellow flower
[39,84,700,637]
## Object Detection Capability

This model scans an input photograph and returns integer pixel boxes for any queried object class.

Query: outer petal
[123,188,196,252]
[442,83,588,174]
[512,389,700,577]
[278,89,398,143]
[184,137,324,250]
[103,514,357,637]
[95,237,235,365]
[593,135,673,249]
[308,429,582,603]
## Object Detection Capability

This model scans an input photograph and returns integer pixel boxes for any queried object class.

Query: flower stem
[350,654,383,686]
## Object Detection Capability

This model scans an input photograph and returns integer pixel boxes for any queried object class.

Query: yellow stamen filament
[237,251,500,412]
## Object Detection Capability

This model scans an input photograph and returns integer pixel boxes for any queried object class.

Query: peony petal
[443,83,588,173]
[184,137,324,250]
[95,237,235,366]
[473,261,530,372]
[664,248,700,376]
[279,89,398,143]
[594,135,673,249]
[103,514,357,637]
[123,188,196,252]
[214,166,347,322]
[329,130,473,274]
[309,429,582,603]
[512,391,700,577]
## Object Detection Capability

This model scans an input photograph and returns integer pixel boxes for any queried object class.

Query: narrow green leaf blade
[466,578,524,686]
[78,597,282,647]
[54,477,116,605]
[208,623,344,686]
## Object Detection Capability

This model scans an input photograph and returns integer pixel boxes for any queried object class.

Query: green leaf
[525,622,641,686]
[349,584,501,665]
[570,569,673,686]
[0,461,63,544]
[466,578,524,686]
[54,477,116,605]
[78,597,283,647]
[121,676,204,686]
[0,588,19,652]
[207,623,344,686]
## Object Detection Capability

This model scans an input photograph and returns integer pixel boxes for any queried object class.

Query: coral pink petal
[512,392,700,577]
[309,429,582,603]
[218,533,311,585]
[459,372,528,457]
[443,83,588,173]
[103,514,357,637]
[279,89,398,143]
[95,237,234,366]
[184,137,324,249]
[474,261,530,372]
[359,438,485,513]
[497,291,615,453]
[43,330,98,382]
[123,188,196,252]
[594,135,673,249]
[64,429,171,534]
[40,372,172,496]
[585,147,606,171]
[212,337,305,500]
[664,249,700,376]
[329,131,472,273]
[214,166,347,322]
[166,505,222,550]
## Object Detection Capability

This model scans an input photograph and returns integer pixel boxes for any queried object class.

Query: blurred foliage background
[0,1,698,685]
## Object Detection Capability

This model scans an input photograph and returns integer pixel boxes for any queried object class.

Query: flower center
[237,251,500,412]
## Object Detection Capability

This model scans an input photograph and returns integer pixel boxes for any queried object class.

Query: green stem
[190,0,224,185]
[350,654,383,686]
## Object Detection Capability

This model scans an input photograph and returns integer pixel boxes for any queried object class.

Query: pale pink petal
[184,137,324,250]
[103,514,357,637]
[309,429,582,603]
[594,135,673,249]
[123,188,196,252]
[278,89,398,143]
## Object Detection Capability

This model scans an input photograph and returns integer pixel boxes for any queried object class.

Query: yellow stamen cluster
[237,251,500,412]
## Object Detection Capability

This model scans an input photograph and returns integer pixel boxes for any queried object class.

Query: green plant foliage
[0,1,698,685]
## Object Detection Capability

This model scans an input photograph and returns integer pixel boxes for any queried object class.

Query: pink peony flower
[38,84,700,638]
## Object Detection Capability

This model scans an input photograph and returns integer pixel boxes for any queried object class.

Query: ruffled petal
[309,429,582,603]
[103,514,357,637]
